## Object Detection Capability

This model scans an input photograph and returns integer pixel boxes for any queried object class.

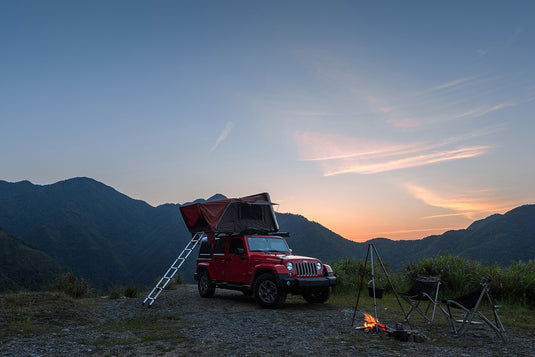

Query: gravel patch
[1,285,533,356]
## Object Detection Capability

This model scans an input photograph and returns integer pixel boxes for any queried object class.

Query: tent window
[240,204,263,220]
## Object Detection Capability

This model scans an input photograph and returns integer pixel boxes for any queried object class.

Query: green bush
[330,257,398,293]
[491,260,535,307]
[402,254,535,307]
[402,253,485,296]
[50,271,89,298]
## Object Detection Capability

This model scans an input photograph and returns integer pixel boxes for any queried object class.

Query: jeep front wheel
[197,270,215,298]
[254,273,286,308]
[303,287,331,303]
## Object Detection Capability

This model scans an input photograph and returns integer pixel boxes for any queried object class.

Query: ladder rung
[142,232,205,307]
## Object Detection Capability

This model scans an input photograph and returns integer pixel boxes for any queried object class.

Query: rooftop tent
[179,193,279,241]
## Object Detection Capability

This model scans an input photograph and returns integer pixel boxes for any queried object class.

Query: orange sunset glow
[2,2,534,243]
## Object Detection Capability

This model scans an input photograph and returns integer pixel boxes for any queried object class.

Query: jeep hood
[257,252,320,262]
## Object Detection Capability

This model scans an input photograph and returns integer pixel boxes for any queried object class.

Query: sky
[2,1,534,242]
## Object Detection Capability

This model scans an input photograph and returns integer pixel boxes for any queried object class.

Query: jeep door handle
[225,258,232,262]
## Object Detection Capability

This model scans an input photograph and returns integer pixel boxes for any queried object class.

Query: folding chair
[399,274,441,324]
[440,277,505,342]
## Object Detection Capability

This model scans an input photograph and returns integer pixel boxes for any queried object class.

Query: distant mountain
[0,227,63,292]
[327,204,535,270]
[0,177,190,290]
[0,177,533,292]
[417,205,535,265]
[276,213,362,262]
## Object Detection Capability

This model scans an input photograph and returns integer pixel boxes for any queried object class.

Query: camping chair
[440,277,505,342]
[399,274,441,324]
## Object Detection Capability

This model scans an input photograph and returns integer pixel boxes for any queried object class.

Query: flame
[362,312,387,331]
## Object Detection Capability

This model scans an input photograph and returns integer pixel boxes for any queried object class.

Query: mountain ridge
[1,177,533,291]
[0,227,63,292]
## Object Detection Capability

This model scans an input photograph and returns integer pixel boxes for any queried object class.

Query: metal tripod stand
[351,244,405,330]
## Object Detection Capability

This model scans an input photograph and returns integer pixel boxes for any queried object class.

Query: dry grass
[2,286,534,356]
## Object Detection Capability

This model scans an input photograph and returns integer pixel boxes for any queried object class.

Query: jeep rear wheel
[197,270,215,298]
[303,287,331,304]
[254,273,286,308]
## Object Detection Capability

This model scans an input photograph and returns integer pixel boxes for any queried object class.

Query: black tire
[197,270,215,298]
[303,287,331,303]
[254,273,286,308]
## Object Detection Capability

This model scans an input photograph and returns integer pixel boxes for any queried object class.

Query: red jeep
[194,233,336,308]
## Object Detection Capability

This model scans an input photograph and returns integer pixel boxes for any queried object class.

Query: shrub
[491,260,535,307]
[164,272,184,290]
[51,271,89,298]
[330,257,397,293]
[108,286,120,299]
[124,284,138,298]
[402,254,535,307]
[402,253,486,296]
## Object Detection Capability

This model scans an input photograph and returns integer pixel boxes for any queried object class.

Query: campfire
[359,312,387,332]
[355,312,427,342]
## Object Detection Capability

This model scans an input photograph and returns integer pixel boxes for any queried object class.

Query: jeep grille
[295,261,320,277]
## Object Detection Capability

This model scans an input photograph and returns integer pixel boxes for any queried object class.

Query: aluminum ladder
[143,232,205,307]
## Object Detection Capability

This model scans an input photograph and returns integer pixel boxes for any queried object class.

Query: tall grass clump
[330,257,401,294]
[124,284,138,298]
[164,272,184,290]
[491,260,535,307]
[402,253,487,296]
[108,286,120,299]
[403,254,535,307]
[50,271,89,298]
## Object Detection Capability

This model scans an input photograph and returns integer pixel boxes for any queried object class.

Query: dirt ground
[1,285,532,356]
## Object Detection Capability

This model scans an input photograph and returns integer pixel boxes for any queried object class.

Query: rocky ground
[1,285,532,356]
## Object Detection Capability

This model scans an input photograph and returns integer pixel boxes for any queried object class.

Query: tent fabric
[179,193,279,241]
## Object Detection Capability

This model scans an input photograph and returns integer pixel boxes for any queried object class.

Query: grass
[330,287,535,334]
[0,291,92,339]
[99,313,185,346]
[1,284,534,356]
[330,254,535,308]
[0,289,186,355]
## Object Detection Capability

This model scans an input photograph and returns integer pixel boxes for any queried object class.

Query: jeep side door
[210,238,227,281]
[225,237,251,284]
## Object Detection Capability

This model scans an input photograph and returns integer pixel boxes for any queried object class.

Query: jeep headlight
[316,262,323,270]
[286,262,294,271]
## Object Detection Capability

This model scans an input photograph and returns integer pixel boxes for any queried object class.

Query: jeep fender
[195,263,212,279]
[251,264,288,285]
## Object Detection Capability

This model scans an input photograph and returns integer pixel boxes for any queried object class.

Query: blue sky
[2,1,534,241]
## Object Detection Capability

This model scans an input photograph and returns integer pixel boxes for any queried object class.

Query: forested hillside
[0,177,533,291]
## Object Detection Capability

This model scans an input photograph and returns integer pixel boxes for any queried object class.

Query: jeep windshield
[246,236,290,253]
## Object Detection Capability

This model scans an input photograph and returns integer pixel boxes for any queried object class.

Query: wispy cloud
[210,121,234,153]
[455,102,515,119]
[404,183,519,219]
[324,146,489,175]
[288,111,341,117]
[374,226,460,236]
[429,76,480,92]
[506,27,524,46]
[295,131,491,176]
[365,76,489,130]
[387,117,423,128]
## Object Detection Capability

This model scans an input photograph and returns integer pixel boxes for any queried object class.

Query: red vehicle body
[194,233,337,308]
